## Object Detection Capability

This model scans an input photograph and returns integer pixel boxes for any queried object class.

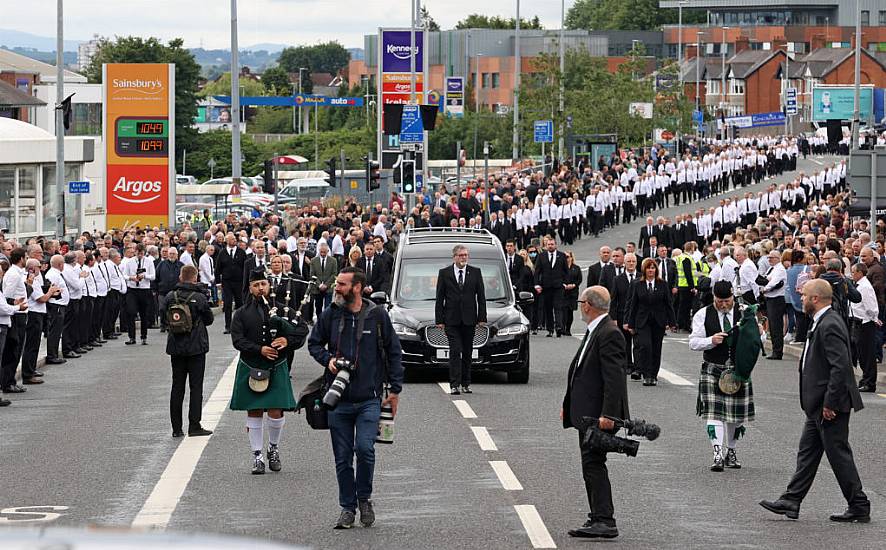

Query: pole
[558,0,565,161]
[483,141,489,220]
[783,51,788,136]
[314,103,319,169]
[851,0,861,150]
[696,33,702,139]
[230,0,242,188]
[871,151,877,232]
[410,0,417,104]
[339,148,346,204]
[455,140,462,195]
[295,69,301,133]
[182,149,187,176]
[55,0,65,239]
[678,2,683,87]
[512,0,521,162]
[273,152,279,215]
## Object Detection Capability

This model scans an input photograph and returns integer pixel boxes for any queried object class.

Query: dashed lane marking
[878,394,886,399]
[470,426,498,451]
[490,460,523,490]
[514,505,557,549]
[657,368,694,386]
[438,381,452,394]
[453,399,478,419]
[131,355,238,529]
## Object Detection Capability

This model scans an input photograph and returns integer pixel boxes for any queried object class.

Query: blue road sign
[415,174,423,193]
[785,87,798,115]
[399,105,424,144]
[68,181,90,194]
[534,120,554,143]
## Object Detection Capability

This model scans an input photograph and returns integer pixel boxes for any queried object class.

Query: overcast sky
[11,0,567,50]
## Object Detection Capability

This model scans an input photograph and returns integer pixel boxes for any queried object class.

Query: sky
[10,0,569,50]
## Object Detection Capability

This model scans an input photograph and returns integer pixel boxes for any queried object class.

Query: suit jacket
[562,316,630,430]
[435,264,487,326]
[216,246,247,286]
[610,271,639,325]
[534,250,569,289]
[505,253,525,286]
[656,257,678,290]
[357,256,391,294]
[291,251,313,281]
[309,254,339,294]
[639,225,655,251]
[627,278,676,330]
[654,225,672,249]
[799,308,864,419]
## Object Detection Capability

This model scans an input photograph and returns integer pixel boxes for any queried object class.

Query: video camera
[579,416,661,458]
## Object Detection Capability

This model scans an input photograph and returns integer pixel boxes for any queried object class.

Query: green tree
[250,107,295,134]
[277,42,351,76]
[85,36,201,154]
[566,0,704,32]
[261,66,293,95]
[200,72,265,97]
[454,14,544,30]
[420,6,441,32]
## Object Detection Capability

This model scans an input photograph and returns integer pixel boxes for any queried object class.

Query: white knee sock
[725,422,744,449]
[706,421,724,448]
[246,416,264,454]
[266,416,285,447]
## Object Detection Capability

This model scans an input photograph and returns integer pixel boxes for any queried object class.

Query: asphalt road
[2,154,885,549]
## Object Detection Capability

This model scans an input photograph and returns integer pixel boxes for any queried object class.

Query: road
[2,154,884,549]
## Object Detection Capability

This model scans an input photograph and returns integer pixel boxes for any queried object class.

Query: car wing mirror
[370,291,389,304]
[518,291,535,304]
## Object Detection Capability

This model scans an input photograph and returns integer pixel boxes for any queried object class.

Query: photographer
[561,285,628,540]
[164,265,214,438]
[308,266,404,530]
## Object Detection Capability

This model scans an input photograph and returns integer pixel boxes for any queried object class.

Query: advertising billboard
[812,86,873,122]
[378,28,427,170]
[445,77,464,118]
[103,63,175,229]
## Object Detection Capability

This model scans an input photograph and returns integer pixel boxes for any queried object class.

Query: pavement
[2,154,886,549]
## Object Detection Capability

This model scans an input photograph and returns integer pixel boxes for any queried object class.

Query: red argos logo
[107,164,168,213]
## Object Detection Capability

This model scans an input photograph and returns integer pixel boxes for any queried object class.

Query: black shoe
[450,387,460,396]
[267,445,282,472]
[556,332,562,338]
[172,430,185,438]
[568,522,618,539]
[858,385,876,393]
[141,339,148,345]
[643,378,655,386]
[62,351,81,358]
[96,339,108,343]
[82,345,94,351]
[769,354,782,360]
[335,509,356,529]
[31,371,44,377]
[0,397,10,407]
[46,357,66,365]
[759,499,800,520]
[113,332,122,336]
[160,327,167,333]
[711,446,724,472]
[188,427,213,437]
[74,347,89,354]
[251,455,265,475]
[724,448,741,469]
[22,378,44,385]
[546,332,554,337]
[125,339,136,345]
[2,385,26,394]
[829,509,871,523]
[358,499,375,527]
[461,386,472,394]
[531,330,538,335]
[630,371,642,380]
[105,335,118,340]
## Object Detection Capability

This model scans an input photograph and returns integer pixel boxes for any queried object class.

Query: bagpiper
[229,267,307,474]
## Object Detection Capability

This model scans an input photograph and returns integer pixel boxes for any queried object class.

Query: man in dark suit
[534,238,569,337]
[504,240,524,287]
[653,217,672,250]
[610,253,639,377]
[357,244,391,300]
[586,246,612,289]
[638,217,655,251]
[241,239,269,298]
[641,236,659,261]
[760,279,870,523]
[310,242,339,320]
[656,246,677,293]
[435,244,486,395]
[290,236,313,307]
[562,285,629,540]
[216,233,247,333]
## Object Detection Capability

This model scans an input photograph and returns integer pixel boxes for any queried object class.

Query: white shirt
[689,306,733,351]
[2,264,28,316]
[46,267,70,306]
[61,263,83,300]
[737,258,759,298]
[373,221,388,242]
[851,277,878,324]
[122,255,156,290]
[104,259,126,293]
[27,271,47,314]
[179,250,196,268]
[762,262,787,298]
[93,261,110,297]
[82,265,98,298]
[199,253,215,285]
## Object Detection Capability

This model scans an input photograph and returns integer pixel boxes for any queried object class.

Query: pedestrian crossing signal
[324,158,337,187]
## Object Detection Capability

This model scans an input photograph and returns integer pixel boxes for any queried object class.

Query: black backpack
[167,291,196,334]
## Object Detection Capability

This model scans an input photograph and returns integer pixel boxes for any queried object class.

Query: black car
[373,228,532,383]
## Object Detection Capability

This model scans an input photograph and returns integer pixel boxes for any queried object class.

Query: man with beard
[308,267,404,529]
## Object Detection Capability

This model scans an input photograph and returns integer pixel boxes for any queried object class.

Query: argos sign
[104,63,175,230]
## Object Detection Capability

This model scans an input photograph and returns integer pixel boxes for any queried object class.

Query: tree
[420,6,440,32]
[200,72,265,97]
[277,42,351,76]
[261,66,293,95]
[455,14,544,30]
[85,36,201,154]
[566,0,704,32]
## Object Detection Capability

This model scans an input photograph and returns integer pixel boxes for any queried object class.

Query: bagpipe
[262,272,318,351]
[718,300,764,395]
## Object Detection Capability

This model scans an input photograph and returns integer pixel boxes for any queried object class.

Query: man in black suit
[653,217,672,250]
[290,236,313,304]
[586,246,612,289]
[241,239,269,298]
[610,253,638,377]
[436,245,486,395]
[641,236,659,261]
[357,244,391,300]
[216,233,247,333]
[656,245,677,293]
[534,237,569,337]
[760,279,870,523]
[504,240,524,287]
[638,217,655,251]
[562,285,629,540]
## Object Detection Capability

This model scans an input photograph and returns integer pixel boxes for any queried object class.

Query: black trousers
[103,291,120,337]
[170,354,206,433]
[635,322,665,379]
[781,414,869,513]
[46,304,65,359]
[677,288,694,330]
[540,287,564,334]
[91,295,106,341]
[765,296,786,356]
[63,298,81,353]
[127,288,151,340]
[21,311,45,379]
[79,296,94,347]
[445,324,474,388]
[0,314,27,388]
[577,430,615,526]
[222,281,243,329]
[619,325,634,371]
[853,321,877,387]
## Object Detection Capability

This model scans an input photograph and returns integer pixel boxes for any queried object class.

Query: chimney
[811,34,825,51]
[686,44,699,60]
[771,37,787,52]
[735,35,750,54]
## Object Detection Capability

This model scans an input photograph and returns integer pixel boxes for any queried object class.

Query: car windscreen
[395,258,510,304]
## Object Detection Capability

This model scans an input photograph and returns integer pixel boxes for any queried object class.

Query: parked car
[276,179,332,206]
[375,227,532,383]
[176,175,197,185]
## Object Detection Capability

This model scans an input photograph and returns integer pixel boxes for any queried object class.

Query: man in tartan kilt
[689,281,762,472]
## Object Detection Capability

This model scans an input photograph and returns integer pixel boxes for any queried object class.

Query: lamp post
[512,0,521,162]
[557,0,565,161]
[677,0,689,87]
[851,0,861,150]
[696,31,704,139]
[230,0,242,189]
[721,26,729,138]
[296,67,306,133]
[55,0,65,238]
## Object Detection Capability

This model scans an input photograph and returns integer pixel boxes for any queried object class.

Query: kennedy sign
[381,30,424,73]
[103,63,175,229]
[378,28,428,170]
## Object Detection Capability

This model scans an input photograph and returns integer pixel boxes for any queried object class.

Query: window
[491,73,500,89]
[66,103,101,136]
[729,79,745,96]
[707,80,720,96]
[861,11,869,26]
[482,73,490,89]
[42,164,81,235]
[17,166,36,234]
[879,11,886,26]
[0,168,14,233]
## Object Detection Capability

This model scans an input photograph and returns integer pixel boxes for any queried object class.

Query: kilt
[229,357,297,411]
[696,362,754,423]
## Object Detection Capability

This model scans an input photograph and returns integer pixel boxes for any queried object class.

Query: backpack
[167,291,196,334]
[795,265,811,294]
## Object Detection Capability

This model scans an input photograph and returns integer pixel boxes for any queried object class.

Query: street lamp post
[851,0,861,150]
[512,0,521,162]
[230,0,242,188]
[55,0,65,238]
[295,67,306,133]
[557,0,564,161]
[721,26,729,138]
[696,31,703,139]
[677,0,689,87]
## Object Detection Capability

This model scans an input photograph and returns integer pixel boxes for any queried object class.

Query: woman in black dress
[626,258,676,386]
[562,252,583,336]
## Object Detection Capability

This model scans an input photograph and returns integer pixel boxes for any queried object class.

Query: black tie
[509,256,513,271]
[458,269,464,287]
[367,259,373,281]
[628,273,633,283]
[321,258,326,272]
[550,253,554,267]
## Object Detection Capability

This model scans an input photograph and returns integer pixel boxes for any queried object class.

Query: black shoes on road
[568,521,618,539]
[759,499,799,520]
[829,509,871,523]
[334,502,374,529]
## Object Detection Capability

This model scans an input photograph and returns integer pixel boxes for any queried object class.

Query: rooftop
[0,48,87,83]
[0,116,54,139]
[0,80,45,108]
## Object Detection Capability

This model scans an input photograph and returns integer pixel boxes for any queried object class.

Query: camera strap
[334,302,376,370]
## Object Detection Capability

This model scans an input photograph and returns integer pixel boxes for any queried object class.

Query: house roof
[792,48,886,79]
[0,79,46,107]
[0,48,87,83]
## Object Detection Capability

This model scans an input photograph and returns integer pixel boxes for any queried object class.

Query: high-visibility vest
[676,254,698,287]
[695,259,711,279]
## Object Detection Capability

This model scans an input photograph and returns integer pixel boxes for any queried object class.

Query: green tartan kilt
[696,362,755,424]
[229,357,297,411]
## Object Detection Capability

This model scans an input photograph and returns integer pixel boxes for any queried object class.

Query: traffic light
[401,160,415,194]
[368,160,381,191]
[324,158,337,187]
[262,160,275,194]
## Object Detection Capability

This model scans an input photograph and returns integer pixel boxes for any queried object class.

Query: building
[660,1,885,28]
[77,34,101,72]
[0,79,45,121]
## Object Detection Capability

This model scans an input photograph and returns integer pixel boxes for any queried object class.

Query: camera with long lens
[322,358,354,408]
[580,416,661,457]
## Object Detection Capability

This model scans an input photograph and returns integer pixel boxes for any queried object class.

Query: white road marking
[809,157,824,165]
[489,460,523,490]
[0,506,69,524]
[131,355,238,529]
[514,505,557,549]
[657,368,694,386]
[470,426,498,451]
[453,399,477,419]
[438,381,452,394]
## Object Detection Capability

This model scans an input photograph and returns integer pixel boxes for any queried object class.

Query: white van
[276,179,331,206]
